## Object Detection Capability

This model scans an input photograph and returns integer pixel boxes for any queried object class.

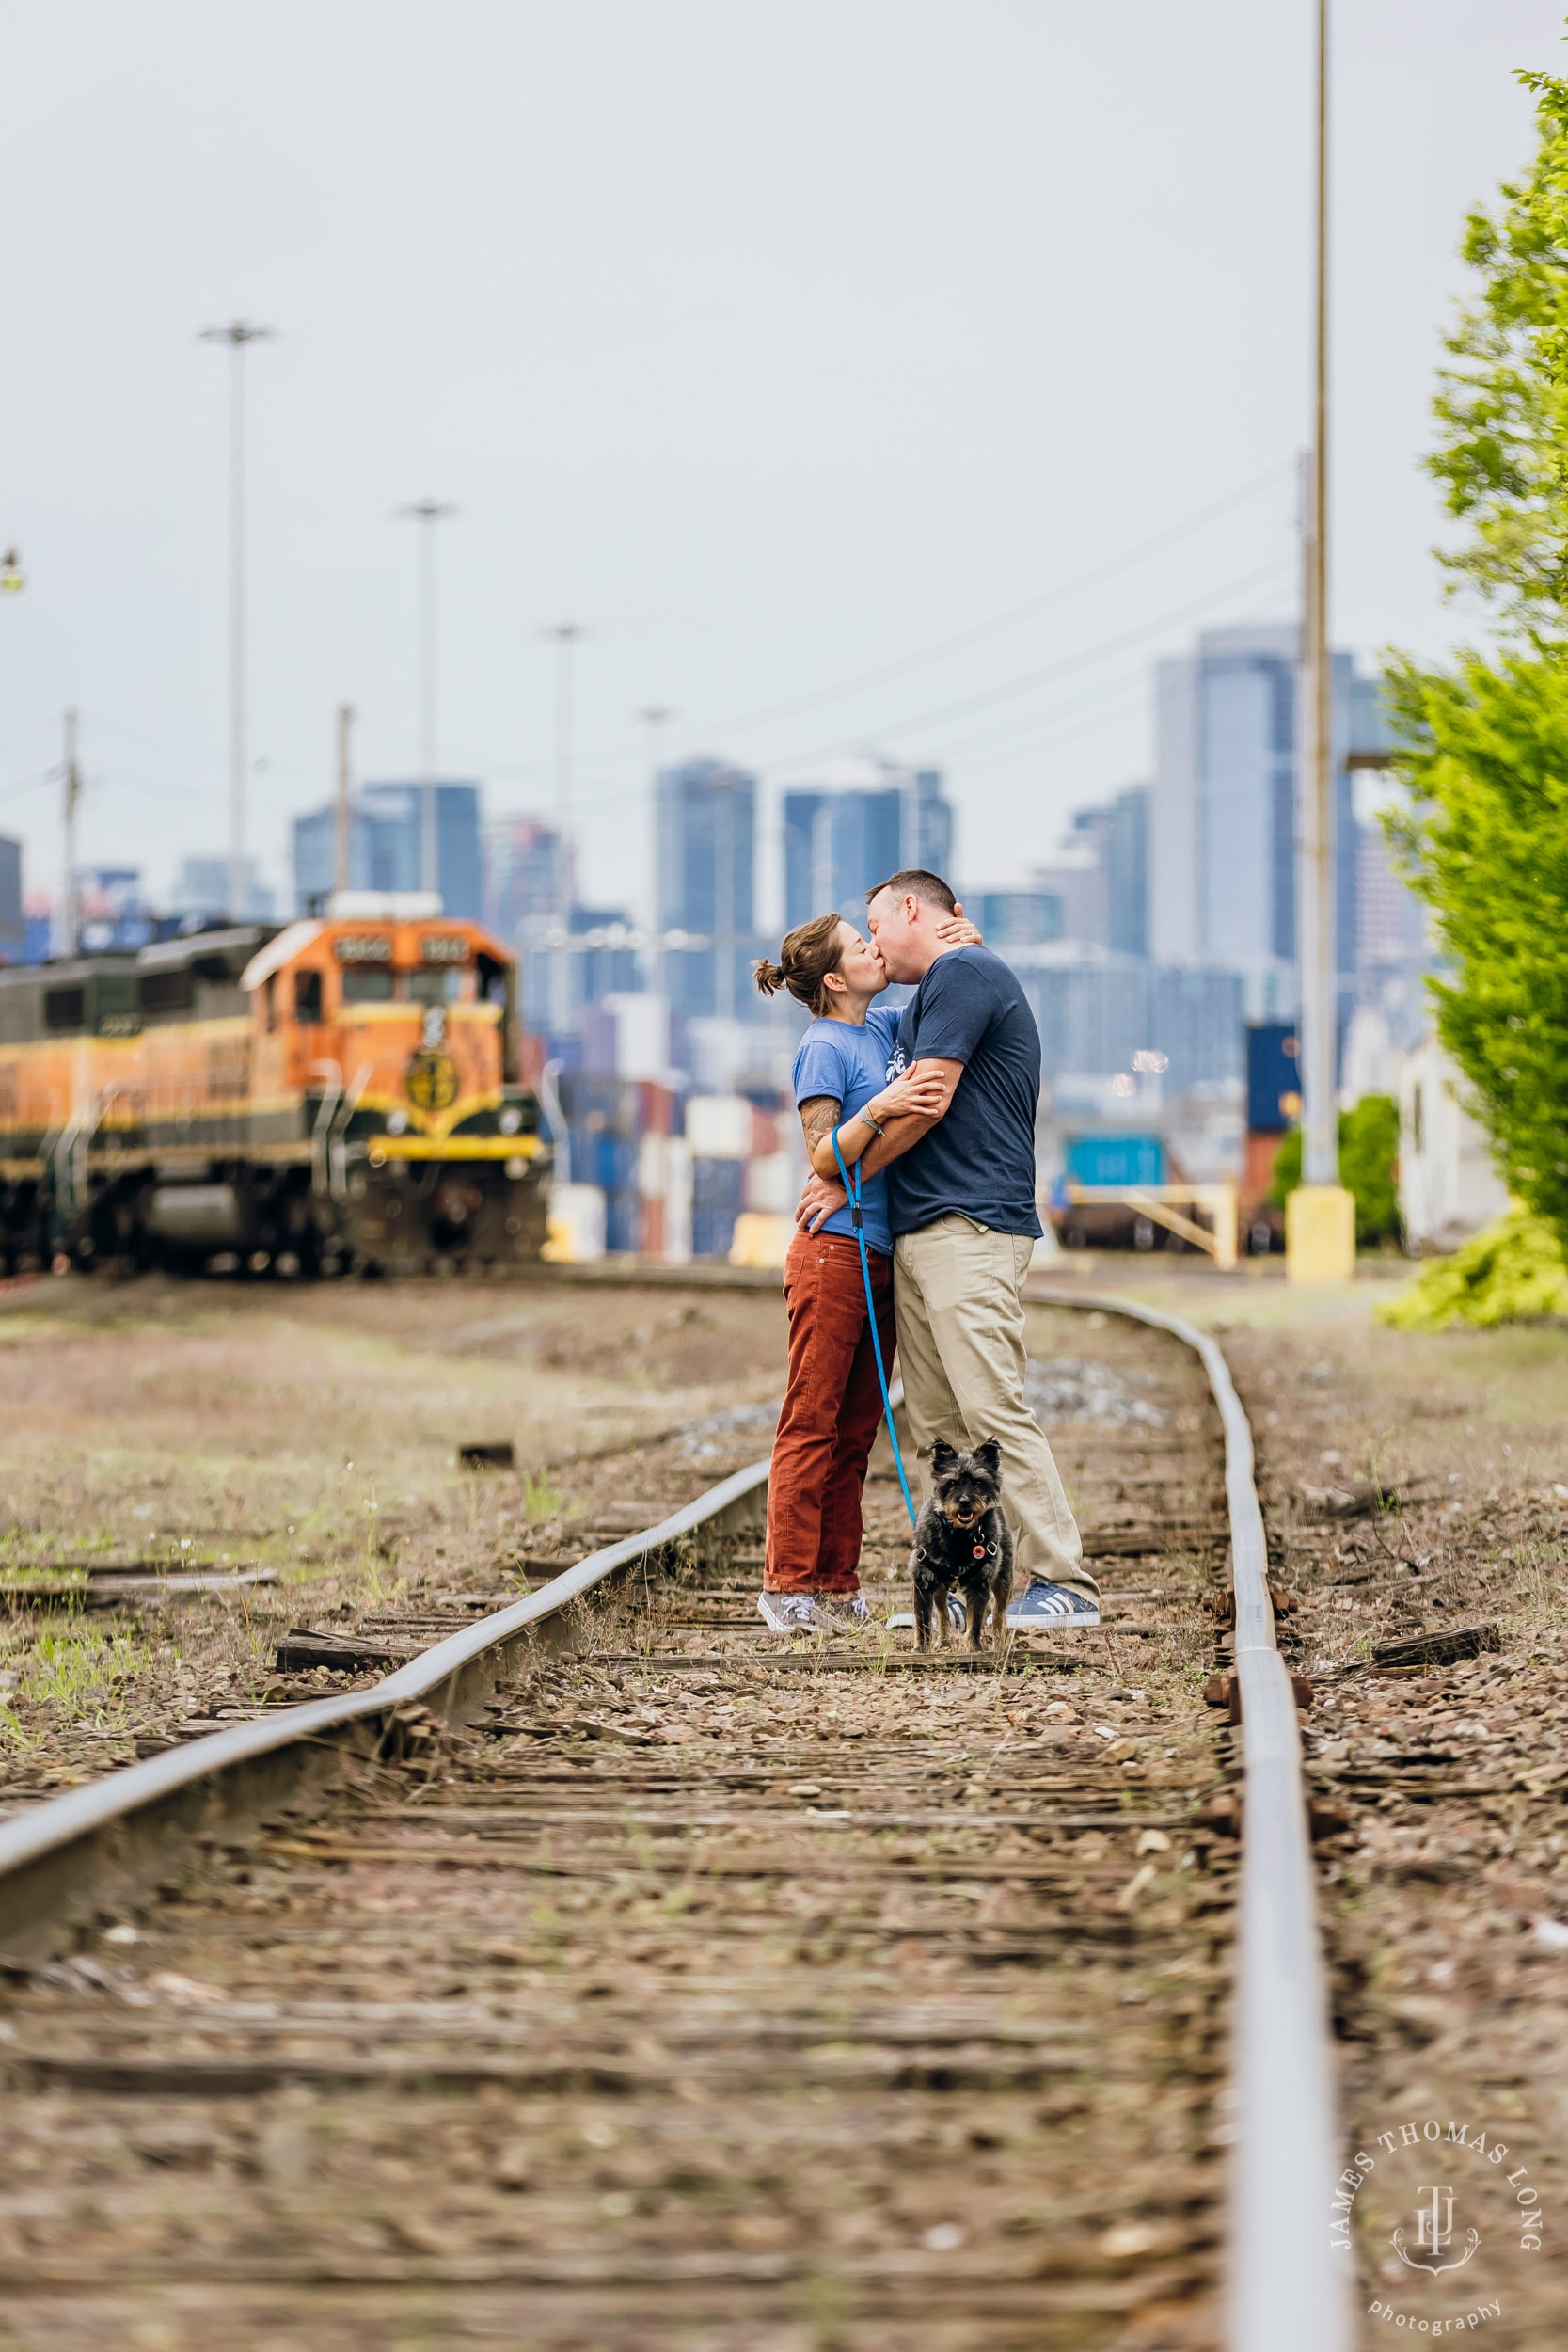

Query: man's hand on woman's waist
[796,1172,849,1233]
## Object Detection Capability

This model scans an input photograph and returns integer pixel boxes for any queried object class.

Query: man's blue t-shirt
[792,1006,899,1257]
[882,946,1043,1240]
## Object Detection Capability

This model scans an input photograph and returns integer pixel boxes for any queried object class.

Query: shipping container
[692,1154,746,1260]
[1064,1133,1165,1189]
[1244,1022,1302,1136]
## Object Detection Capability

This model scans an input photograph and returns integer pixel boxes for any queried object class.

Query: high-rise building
[1029,838,1104,947]
[997,947,1244,1097]
[487,818,573,936]
[0,835,21,959]
[170,856,276,924]
[1102,785,1149,958]
[781,760,955,930]
[656,756,758,1019]
[973,888,1064,948]
[293,782,483,918]
[1356,825,1426,973]
[568,905,643,1012]
[1151,625,1378,1018]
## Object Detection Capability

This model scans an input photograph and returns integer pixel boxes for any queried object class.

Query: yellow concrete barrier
[1285,1184,1355,1285]
[728,1213,793,1269]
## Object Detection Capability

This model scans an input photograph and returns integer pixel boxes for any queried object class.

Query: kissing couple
[751,866,1100,1636]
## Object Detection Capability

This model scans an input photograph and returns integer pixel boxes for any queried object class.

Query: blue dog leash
[831,1127,918,1530]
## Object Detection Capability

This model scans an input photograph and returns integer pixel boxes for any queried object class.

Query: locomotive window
[139,967,194,1013]
[44,985,86,1031]
[407,968,462,1005]
[342,967,395,1003]
[294,970,324,1023]
[262,974,277,1032]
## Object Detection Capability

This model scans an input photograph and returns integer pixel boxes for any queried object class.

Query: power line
[691,458,1294,742]
[366,458,1298,796]
[753,553,1295,776]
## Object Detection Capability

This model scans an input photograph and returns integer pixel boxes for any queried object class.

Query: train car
[0,893,550,1277]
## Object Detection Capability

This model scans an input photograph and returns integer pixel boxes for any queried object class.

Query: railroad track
[0,1290,1345,2352]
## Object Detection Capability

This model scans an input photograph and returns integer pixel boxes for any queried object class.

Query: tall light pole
[541,622,588,837]
[198,320,275,924]
[634,702,675,787]
[334,703,355,897]
[1301,0,1334,1192]
[1288,21,1354,1210]
[398,499,458,898]
[56,707,81,960]
[636,705,677,1000]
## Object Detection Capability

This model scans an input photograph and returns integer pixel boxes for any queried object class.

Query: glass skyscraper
[781,763,954,930]
[1151,626,1367,1019]
[292,782,483,919]
[656,756,758,1019]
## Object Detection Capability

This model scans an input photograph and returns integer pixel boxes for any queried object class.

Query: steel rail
[1032,1287,1350,2352]
[0,1459,769,1963]
[0,1278,1348,2347]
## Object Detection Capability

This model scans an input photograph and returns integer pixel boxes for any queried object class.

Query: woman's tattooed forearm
[800,1095,842,1151]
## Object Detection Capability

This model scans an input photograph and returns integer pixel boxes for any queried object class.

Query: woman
[752,908,977,1632]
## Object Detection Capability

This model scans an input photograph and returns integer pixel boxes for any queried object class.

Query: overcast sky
[2,0,1563,928]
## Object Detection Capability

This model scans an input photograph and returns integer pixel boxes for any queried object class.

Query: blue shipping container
[692,1156,746,1260]
[1066,1134,1165,1188]
[1245,1022,1302,1135]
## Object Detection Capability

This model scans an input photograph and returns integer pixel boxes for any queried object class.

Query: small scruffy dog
[911,1438,1014,1652]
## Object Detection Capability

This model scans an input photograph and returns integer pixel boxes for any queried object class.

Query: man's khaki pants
[893,1214,1096,1602]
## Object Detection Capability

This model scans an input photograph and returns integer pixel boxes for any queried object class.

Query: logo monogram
[1392,2184,1481,2276]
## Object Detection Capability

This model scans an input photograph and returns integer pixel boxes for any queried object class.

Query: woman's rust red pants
[763,1228,896,1594]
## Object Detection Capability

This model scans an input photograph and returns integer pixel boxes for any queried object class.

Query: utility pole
[198,320,275,923]
[397,499,458,899]
[541,623,588,834]
[636,705,676,1004]
[334,703,354,897]
[1288,0,1354,1284]
[634,703,675,787]
[58,707,81,960]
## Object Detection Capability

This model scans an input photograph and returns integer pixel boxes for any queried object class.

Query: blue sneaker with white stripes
[1005,1580,1101,1629]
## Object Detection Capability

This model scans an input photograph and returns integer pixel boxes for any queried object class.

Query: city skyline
[0,3,1560,933]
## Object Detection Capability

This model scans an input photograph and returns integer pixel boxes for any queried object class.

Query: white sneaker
[817,1592,872,1629]
[756,1591,823,1634]
[1004,1580,1101,1629]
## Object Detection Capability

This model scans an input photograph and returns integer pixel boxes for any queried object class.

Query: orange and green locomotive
[0,897,551,1276]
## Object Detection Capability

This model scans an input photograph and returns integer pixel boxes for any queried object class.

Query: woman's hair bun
[752,913,846,1016]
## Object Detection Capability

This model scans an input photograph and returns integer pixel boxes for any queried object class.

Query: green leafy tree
[1269,1096,1401,1246]
[1383,40,1568,1248]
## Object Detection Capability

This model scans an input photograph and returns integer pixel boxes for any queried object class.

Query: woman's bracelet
[856,1106,886,1137]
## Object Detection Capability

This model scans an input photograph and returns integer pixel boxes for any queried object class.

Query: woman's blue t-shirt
[791,1005,899,1257]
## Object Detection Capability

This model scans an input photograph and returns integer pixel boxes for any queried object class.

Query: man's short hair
[866,868,957,914]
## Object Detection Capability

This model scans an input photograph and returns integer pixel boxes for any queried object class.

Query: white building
[1397,1039,1510,1255]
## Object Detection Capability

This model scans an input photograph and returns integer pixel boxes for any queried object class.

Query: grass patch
[524,1469,566,1522]
[0,1622,160,1749]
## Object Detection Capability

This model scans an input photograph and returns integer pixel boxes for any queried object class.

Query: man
[795,867,1099,1629]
